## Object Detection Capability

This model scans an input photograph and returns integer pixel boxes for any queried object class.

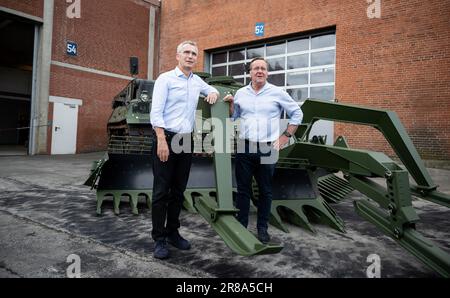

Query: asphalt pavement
[0,152,449,278]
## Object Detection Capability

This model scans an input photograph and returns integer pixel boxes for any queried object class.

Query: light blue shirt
[232,82,303,142]
[150,67,218,133]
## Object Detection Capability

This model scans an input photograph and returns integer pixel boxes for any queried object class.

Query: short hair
[248,57,268,71]
[176,40,198,54]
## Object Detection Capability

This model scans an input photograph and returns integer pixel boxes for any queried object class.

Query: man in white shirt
[224,57,302,243]
[150,40,219,259]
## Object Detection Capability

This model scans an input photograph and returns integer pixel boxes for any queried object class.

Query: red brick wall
[0,0,43,18]
[335,1,450,161]
[159,0,450,160]
[49,0,158,153]
[52,0,151,77]
[49,64,129,153]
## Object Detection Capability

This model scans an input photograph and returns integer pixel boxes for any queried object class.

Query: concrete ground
[0,152,449,278]
[0,145,27,156]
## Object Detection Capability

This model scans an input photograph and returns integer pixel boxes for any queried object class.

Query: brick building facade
[1,0,449,161]
[158,0,450,161]
[0,0,160,154]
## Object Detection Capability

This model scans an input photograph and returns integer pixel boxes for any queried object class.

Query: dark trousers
[235,140,276,230]
[151,131,192,241]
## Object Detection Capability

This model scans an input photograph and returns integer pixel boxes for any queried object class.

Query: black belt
[242,139,272,146]
[160,130,191,140]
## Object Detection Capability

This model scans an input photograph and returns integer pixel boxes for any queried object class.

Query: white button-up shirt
[232,82,303,142]
[150,67,218,133]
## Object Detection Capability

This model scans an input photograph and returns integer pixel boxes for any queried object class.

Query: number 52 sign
[255,22,265,37]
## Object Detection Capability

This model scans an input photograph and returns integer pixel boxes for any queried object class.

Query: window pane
[287,71,308,86]
[311,50,335,66]
[311,34,335,49]
[310,68,334,84]
[247,46,264,59]
[310,86,334,100]
[229,63,246,76]
[287,88,308,101]
[211,66,226,76]
[212,52,227,64]
[287,38,308,53]
[229,49,245,61]
[266,42,285,56]
[267,57,285,71]
[287,54,308,69]
[211,32,336,102]
[233,77,245,85]
[268,73,285,86]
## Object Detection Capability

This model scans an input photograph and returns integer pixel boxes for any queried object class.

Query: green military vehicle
[107,78,154,138]
[85,74,450,277]
[86,74,245,215]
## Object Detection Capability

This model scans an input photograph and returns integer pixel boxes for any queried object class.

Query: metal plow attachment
[88,138,282,256]
[84,136,154,215]
[84,89,449,276]
[193,191,283,256]
[84,157,107,189]
[270,198,345,234]
[262,167,345,234]
[190,97,284,256]
[179,157,283,256]
[318,173,355,204]
[92,153,153,215]
[355,200,450,277]
[181,156,235,213]
[410,186,450,209]
[297,99,450,277]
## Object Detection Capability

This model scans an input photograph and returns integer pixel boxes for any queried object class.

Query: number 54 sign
[66,41,78,56]
[255,22,265,37]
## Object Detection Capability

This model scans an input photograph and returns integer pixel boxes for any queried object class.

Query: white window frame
[209,31,336,106]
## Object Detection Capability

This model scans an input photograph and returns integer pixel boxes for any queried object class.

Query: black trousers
[151,131,192,241]
[235,139,276,230]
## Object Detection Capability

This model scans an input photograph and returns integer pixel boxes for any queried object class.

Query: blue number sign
[255,22,265,37]
[66,41,78,56]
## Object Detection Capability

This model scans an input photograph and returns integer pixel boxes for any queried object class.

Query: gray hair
[176,40,198,54]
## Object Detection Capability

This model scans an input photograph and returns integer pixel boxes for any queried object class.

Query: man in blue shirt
[150,40,219,259]
[224,57,302,243]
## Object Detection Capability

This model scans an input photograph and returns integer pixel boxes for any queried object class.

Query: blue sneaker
[153,239,170,259]
[167,231,191,250]
[257,228,270,244]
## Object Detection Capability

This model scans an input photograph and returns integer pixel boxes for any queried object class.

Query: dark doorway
[0,13,35,155]
[0,12,35,156]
